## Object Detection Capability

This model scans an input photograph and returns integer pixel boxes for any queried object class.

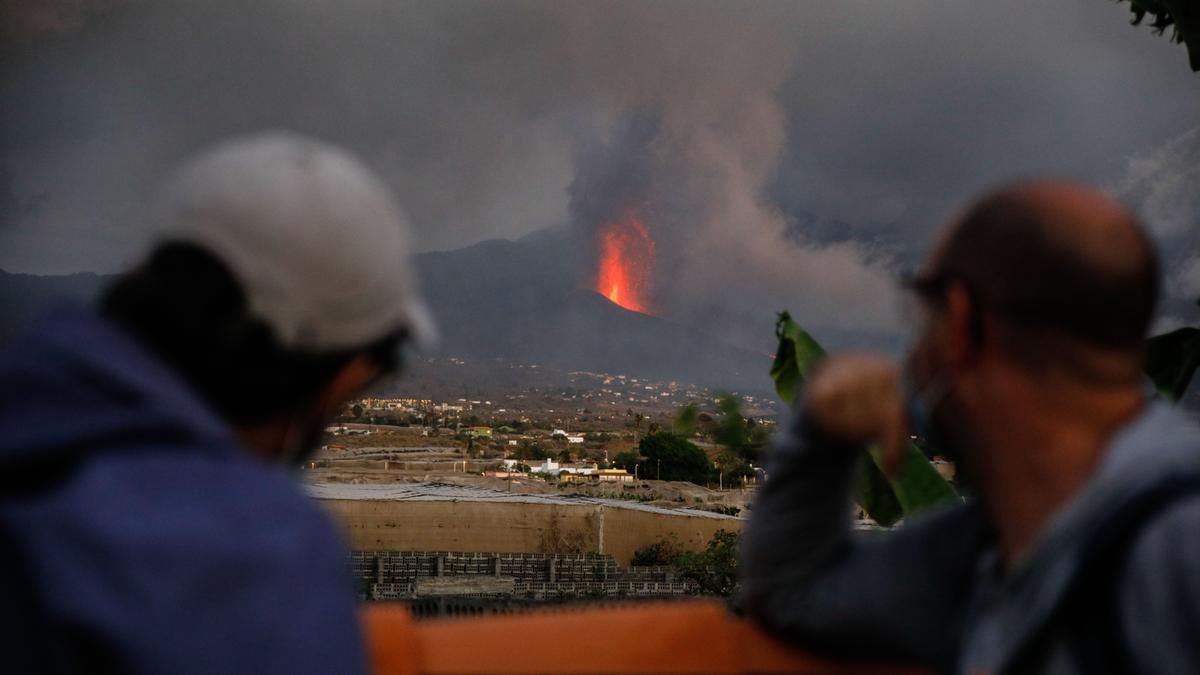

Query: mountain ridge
[0,237,773,394]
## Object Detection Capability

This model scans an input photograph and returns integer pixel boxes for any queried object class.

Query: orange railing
[364,600,927,674]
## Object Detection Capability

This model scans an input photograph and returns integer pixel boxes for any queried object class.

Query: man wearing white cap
[0,132,432,674]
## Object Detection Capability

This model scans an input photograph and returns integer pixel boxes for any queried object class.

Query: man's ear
[313,353,381,421]
[943,281,978,368]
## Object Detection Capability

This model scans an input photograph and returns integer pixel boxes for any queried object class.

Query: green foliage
[770,311,826,406]
[697,504,741,517]
[630,536,681,566]
[1145,325,1200,401]
[613,490,660,503]
[710,393,758,482]
[869,445,959,522]
[629,530,741,597]
[713,450,751,483]
[1119,0,1200,71]
[612,450,642,472]
[637,432,712,484]
[714,396,748,449]
[675,529,741,597]
[671,394,770,485]
[771,312,957,527]
[673,403,699,437]
[627,411,646,433]
[511,442,550,460]
[713,395,770,467]
[855,454,904,522]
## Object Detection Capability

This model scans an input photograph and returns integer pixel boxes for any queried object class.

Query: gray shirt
[740,401,1200,674]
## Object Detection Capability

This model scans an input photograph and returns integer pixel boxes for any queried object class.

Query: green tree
[631,412,646,434]
[630,531,741,597]
[637,432,712,484]
[712,395,769,473]
[630,535,681,566]
[713,450,750,485]
[614,451,643,468]
[676,530,741,597]
[511,442,549,461]
[1119,0,1199,71]
[673,402,699,437]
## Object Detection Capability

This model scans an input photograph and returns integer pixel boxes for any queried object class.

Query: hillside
[0,233,771,394]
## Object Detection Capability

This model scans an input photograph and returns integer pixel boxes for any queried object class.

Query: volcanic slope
[0,231,770,393]
[415,232,770,393]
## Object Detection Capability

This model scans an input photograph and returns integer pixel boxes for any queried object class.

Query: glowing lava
[596,212,655,313]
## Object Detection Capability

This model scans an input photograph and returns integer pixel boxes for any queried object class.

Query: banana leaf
[771,311,957,526]
[1123,0,1200,71]
[1144,326,1200,401]
[769,312,825,407]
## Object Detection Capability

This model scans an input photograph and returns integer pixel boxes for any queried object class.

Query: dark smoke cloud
[0,0,123,46]
[0,168,18,229]
[567,95,899,346]
[2,0,1199,347]
[1116,126,1200,329]
[0,165,47,230]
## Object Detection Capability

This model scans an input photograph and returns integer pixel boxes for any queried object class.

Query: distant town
[310,356,778,493]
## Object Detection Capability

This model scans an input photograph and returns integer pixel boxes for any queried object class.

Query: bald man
[741,182,1200,674]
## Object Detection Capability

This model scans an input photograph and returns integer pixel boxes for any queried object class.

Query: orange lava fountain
[596,212,656,313]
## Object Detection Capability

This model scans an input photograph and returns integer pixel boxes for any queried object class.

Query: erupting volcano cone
[595,213,655,313]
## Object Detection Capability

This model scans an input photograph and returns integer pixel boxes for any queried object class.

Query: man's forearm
[740,413,861,591]
[739,414,981,668]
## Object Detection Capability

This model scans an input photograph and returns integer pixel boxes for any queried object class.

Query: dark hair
[911,189,1159,351]
[102,243,403,426]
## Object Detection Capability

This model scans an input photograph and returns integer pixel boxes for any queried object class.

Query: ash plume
[4,1,1199,352]
[1,0,122,46]
[1116,126,1200,328]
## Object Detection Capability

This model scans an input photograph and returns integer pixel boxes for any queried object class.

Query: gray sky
[2,0,1198,338]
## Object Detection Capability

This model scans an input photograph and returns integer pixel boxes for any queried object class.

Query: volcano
[410,231,770,391]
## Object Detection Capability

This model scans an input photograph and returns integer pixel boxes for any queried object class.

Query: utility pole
[657,458,661,481]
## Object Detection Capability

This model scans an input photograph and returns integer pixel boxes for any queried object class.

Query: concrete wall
[317,499,742,566]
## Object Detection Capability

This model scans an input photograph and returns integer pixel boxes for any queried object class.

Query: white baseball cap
[154,131,435,354]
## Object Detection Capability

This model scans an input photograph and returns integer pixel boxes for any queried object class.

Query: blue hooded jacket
[0,308,366,674]
[741,397,1200,674]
